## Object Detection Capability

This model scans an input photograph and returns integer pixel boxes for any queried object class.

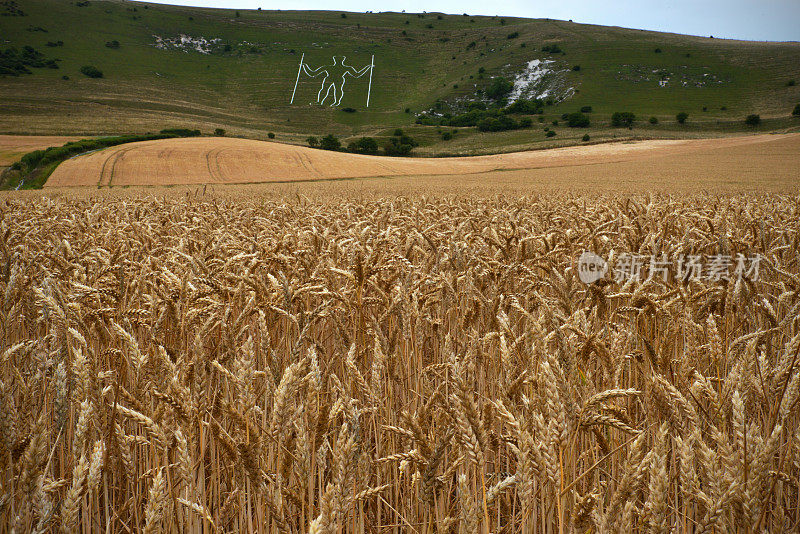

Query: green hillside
[2,0,800,154]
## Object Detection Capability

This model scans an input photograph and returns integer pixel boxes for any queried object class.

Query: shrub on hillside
[160,128,200,137]
[611,111,635,127]
[214,128,226,136]
[485,77,513,100]
[105,40,120,49]
[347,137,379,155]
[268,132,275,139]
[788,79,796,87]
[384,137,415,156]
[545,130,556,137]
[793,104,800,116]
[306,136,319,147]
[745,114,761,126]
[572,65,581,71]
[342,107,356,113]
[320,134,341,151]
[80,65,103,78]
[505,99,543,114]
[566,112,590,127]
[519,117,533,128]
[441,131,453,141]
[478,115,518,132]
[507,32,519,39]
[580,106,592,113]
[582,133,590,142]
[649,116,658,124]
[541,44,562,54]
[676,112,689,124]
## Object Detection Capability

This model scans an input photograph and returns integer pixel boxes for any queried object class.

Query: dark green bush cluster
[676,112,689,124]
[105,40,120,49]
[384,130,418,156]
[45,41,64,47]
[159,128,201,137]
[507,32,519,39]
[792,104,800,116]
[541,44,562,54]
[0,46,58,76]
[1,0,26,16]
[485,77,514,101]
[417,98,542,133]
[745,114,761,126]
[611,111,636,127]
[347,137,379,154]
[80,65,103,78]
[566,112,590,127]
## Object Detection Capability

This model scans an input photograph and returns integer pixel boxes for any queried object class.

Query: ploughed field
[1,191,799,532]
[44,133,800,191]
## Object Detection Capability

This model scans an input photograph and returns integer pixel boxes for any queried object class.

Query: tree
[545,130,556,137]
[268,132,275,139]
[745,114,761,126]
[214,128,226,136]
[384,136,415,156]
[611,111,635,127]
[582,134,590,142]
[306,136,319,148]
[485,77,513,100]
[676,112,689,124]
[320,134,341,151]
[649,117,658,124]
[347,137,379,154]
[80,65,103,78]
[793,104,800,116]
[566,112,590,128]
[580,106,592,113]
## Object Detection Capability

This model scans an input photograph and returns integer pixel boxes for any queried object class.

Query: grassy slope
[1,0,799,154]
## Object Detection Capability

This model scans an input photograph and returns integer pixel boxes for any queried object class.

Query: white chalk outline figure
[291,55,373,107]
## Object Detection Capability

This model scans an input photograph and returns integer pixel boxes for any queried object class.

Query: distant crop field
[1,190,799,532]
[0,135,85,166]
[44,133,800,192]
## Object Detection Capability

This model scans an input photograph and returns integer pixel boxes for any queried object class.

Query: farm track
[44,133,800,191]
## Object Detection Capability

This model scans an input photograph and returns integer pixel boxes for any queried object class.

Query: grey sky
[142,0,799,42]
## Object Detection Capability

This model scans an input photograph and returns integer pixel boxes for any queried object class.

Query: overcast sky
[142,0,799,42]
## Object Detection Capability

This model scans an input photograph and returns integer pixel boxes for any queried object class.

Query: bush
[307,136,319,148]
[541,44,562,54]
[485,77,513,100]
[654,48,662,53]
[341,13,347,18]
[347,137,379,154]
[793,104,800,116]
[105,40,120,49]
[478,115,518,132]
[405,108,411,113]
[507,32,519,39]
[744,114,761,126]
[160,128,200,137]
[214,128,226,136]
[580,105,592,113]
[268,132,276,139]
[505,99,543,114]
[519,117,533,128]
[611,111,635,127]
[441,131,453,141]
[80,65,103,78]
[341,107,356,113]
[384,136,415,156]
[393,128,404,137]
[320,134,341,151]
[649,116,658,124]
[545,130,556,137]
[788,80,797,87]
[572,65,581,71]
[582,134,590,142]
[552,120,558,126]
[676,112,689,124]
[566,112,590,127]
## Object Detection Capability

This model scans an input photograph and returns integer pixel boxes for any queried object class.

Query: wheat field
[0,191,799,533]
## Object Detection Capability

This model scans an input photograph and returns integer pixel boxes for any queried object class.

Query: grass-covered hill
[1,0,799,154]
